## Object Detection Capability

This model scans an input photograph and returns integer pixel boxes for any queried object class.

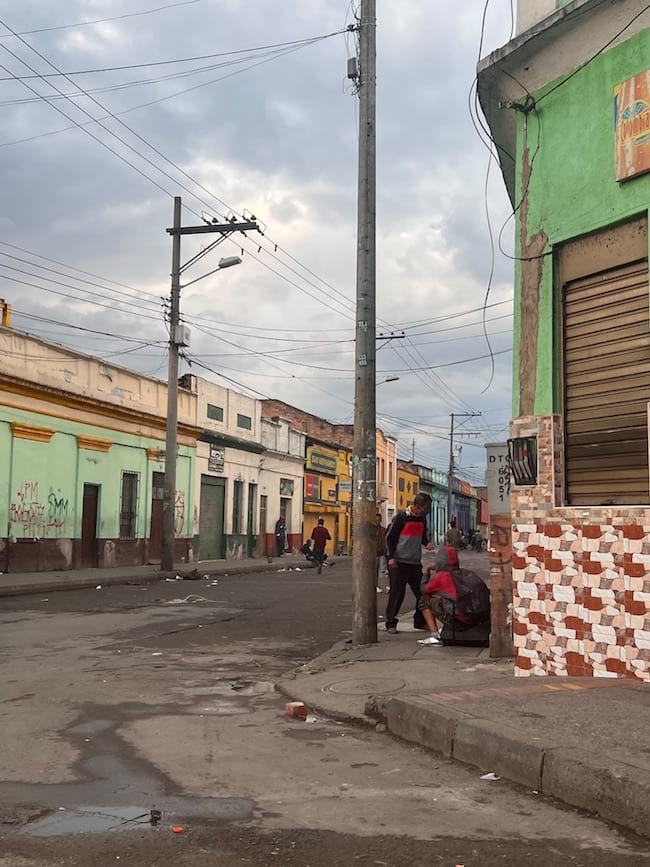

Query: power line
[0,272,164,322]
[0,251,162,310]
[9,308,166,342]
[535,1,650,106]
[0,0,203,38]
[0,21,357,323]
[0,33,346,79]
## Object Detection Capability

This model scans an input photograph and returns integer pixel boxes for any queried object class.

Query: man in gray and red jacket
[384,492,434,633]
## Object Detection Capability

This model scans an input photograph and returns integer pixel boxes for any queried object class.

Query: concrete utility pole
[447,412,481,529]
[351,0,377,646]
[161,198,258,573]
[162,196,182,573]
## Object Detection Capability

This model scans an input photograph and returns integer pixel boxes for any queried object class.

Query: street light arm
[180,257,242,289]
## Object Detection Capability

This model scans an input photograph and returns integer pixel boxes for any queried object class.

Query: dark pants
[276,537,285,556]
[385,562,426,630]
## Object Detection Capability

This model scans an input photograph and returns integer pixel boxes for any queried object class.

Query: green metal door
[199,475,225,561]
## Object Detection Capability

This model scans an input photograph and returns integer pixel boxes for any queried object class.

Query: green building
[479,0,650,680]
[0,327,199,573]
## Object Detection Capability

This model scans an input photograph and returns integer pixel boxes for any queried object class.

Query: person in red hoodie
[416,546,471,646]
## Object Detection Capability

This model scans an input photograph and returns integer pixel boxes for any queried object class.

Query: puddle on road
[24,806,151,837]
[22,796,256,837]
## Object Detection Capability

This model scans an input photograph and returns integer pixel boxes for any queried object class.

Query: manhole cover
[324,677,406,696]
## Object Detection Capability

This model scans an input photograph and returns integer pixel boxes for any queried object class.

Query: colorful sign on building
[306,445,338,474]
[279,478,294,497]
[615,71,650,182]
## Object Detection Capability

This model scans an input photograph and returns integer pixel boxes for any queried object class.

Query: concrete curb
[371,694,650,839]
[0,561,290,598]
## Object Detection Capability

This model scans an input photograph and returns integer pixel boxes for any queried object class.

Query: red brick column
[489,513,514,658]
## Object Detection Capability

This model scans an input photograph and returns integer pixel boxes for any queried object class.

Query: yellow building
[396,460,419,511]
[302,441,354,554]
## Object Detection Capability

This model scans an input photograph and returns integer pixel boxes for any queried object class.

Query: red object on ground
[172,826,185,834]
[286,701,308,719]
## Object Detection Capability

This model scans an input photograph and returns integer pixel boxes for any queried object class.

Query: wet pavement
[1,558,650,866]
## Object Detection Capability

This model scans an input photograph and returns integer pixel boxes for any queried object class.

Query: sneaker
[417,634,441,646]
[386,626,398,634]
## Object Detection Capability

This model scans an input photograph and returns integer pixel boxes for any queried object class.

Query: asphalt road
[1,555,649,866]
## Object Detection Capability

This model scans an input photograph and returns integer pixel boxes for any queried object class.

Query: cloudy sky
[0,0,516,482]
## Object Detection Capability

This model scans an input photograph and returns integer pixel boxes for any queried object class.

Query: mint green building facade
[0,330,198,573]
[479,0,650,680]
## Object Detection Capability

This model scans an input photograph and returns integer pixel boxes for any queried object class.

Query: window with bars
[119,472,139,538]
[560,217,649,505]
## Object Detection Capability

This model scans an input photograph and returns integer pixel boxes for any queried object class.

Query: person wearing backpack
[384,492,434,633]
[417,546,490,646]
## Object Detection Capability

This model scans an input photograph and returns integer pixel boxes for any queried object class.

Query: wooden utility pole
[351,0,377,645]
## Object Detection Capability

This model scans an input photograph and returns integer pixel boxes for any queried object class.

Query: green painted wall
[1,404,194,540]
[513,28,650,417]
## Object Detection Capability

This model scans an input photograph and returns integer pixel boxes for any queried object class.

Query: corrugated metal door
[563,258,650,505]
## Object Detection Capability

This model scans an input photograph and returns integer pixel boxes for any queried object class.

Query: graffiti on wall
[47,491,69,529]
[10,482,69,535]
[10,482,45,535]
[174,490,185,536]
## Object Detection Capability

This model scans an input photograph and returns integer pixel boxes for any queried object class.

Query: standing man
[311,518,331,575]
[446,518,462,550]
[385,492,434,634]
[275,515,287,557]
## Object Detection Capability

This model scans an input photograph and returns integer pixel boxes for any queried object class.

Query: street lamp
[377,376,399,385]
[218,256,242,269]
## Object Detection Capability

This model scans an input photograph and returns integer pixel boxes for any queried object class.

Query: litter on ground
[165,595,212,605]
[480,772,501,781]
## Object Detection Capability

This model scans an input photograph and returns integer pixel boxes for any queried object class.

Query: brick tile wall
[511,414,650,682]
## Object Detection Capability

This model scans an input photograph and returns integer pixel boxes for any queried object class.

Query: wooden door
[148,472,164,563]
[81,484,99,568]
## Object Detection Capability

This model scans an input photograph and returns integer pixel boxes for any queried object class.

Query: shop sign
[338,481,352,495]
[208,444,224,472]
[279,478,294,497]
[305,474,319,500]
[306,445,337,474]
[615,71,650,182]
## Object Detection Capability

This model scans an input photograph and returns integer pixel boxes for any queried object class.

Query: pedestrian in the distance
[275,516,287,557]
[446,518,462,550]
[311,518,331,574]
[384,492,434,634]
[375,513,389,593]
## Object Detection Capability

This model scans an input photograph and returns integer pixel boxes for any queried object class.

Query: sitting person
[417,546,490,646]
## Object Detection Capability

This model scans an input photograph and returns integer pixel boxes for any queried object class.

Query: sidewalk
[0,556,294,597]
[277,623,650,838]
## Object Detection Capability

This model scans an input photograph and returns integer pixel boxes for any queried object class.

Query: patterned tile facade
[511,414,650,682]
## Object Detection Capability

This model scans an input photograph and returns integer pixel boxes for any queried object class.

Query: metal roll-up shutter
[563,258,650,506]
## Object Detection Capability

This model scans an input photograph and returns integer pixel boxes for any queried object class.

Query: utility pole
[162,197,182,573]
[161,198,258,572]
[447,412,481,529]
[412,438,415,463]
[351,0,377,645]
